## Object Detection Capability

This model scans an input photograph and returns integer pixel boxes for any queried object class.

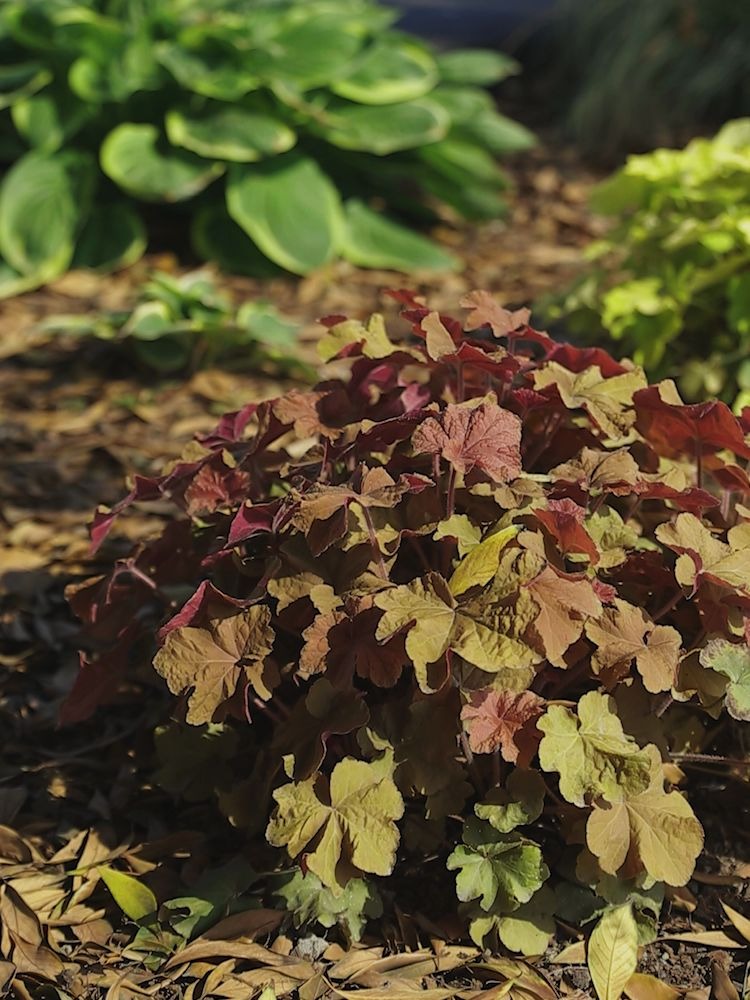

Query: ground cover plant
[546,119,750,410]
[39,267,307,374]
[0,0,534,296]
[65,287,750,992]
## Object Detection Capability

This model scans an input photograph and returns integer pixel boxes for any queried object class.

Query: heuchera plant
[68,291,750,956]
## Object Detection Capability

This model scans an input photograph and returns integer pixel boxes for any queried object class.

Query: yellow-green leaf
[538,691,655,807]
[98,866,158,923]
[449,524,520,596]
[588,904,639,1000]
[266,755,404,895]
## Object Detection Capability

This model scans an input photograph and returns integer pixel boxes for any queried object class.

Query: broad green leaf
[588,904,639,1000]
[0,150,93,278]
[537,692,655,807]
[436,50,519,86]
[191,205,283,278]
[587,777,703,887]
[100,123,224,202]
[699,639,750,721]
[166,105,296,163]
[157,41,259,101]
[72,202,146,272]
[449,524,520,596]
[267,755,403,894]
[333,39,438,104]
[340,200,457,273]
[322,99,448,155]
[0,61,52,109]
[235,301,298,348]
[0,259,49,299]
[465,111,536,156]
[12,88,92,153]
[271,869,381,941]
[251,15,365,88]
[98,866,158,923]
[447,817,548,913]
[475,770,545,834]
[226,155,344,274]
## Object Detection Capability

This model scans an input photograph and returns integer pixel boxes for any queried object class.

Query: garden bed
[2,145,750,999]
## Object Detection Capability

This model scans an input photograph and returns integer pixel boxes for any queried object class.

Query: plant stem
[361,504,388,579]
[446,465,457,518]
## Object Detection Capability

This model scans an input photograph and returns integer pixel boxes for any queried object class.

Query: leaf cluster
[69,288,750,956]
[0,0,534,296]
[546,119,750,408]
[38,267,305,374]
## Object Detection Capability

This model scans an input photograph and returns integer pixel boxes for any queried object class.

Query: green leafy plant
[545,119,750,409]
[536,0,750,159]
[41,268,307,374]
[67,289,750,967]
[0,0,534,295]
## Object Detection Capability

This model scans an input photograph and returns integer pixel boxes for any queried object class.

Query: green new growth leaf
[98,867,158,924]
[447,817,548,913]
[588,904,639,1000]
[538,692,655,806]
[699,639,750,721]
[267,755,404,894]
[449,524,520,596]
[475,770,546,834]
[271,869,382,942]
[374,572,539,692]
[468,885,556,955]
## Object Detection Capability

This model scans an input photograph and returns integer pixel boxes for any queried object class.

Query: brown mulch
[1,145,749,998]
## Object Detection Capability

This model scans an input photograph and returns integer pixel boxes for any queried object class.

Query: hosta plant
[0,0,534,296]
[546,119,750,409]
[68,290,750,963]
[39,267,307,374]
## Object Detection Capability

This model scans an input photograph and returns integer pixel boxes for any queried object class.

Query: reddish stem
[446,465,457,518]
[361,504,388,579]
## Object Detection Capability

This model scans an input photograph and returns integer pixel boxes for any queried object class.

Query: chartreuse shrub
[0,0,534,297]
[40,268,307,374]
[68,289,750,975]
[546,120,750,409]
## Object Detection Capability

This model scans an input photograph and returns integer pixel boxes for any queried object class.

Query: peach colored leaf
[413,400,522,482]
[422,311,457,360]
[655,514,750,595]
[153,607,275,724]
[524,566,602,667]
[460,291,531,337]
[585,599,680,692]
[461,689,545,764]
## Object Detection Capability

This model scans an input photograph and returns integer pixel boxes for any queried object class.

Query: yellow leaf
[625,973,680,1000]
[720,901,750,945]
[588,904,639,1000]
[449,525,520,596]
[551,940,586,965]
[98,866,157,923]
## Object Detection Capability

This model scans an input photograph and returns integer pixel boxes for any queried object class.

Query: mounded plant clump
[0,0,533,296]
[548,119,750,409]
[69,291,750,974]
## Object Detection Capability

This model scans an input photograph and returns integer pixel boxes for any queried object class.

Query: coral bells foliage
[69,290,750,952]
